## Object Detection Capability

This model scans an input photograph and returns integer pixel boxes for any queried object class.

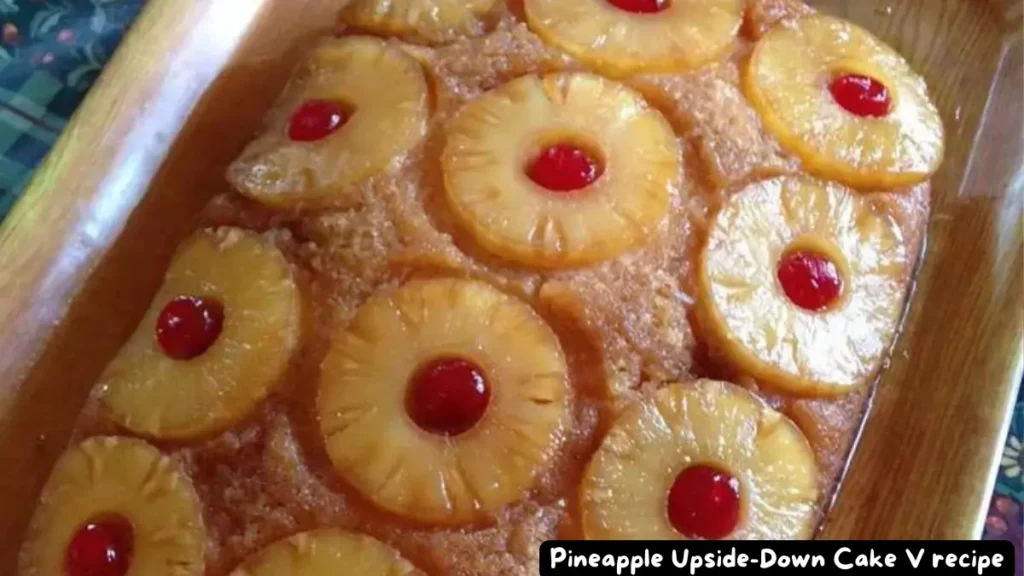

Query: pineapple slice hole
[523,134,608,193]
[405,355,493,437]
[666,462,745,540]
[776,234,850,313]
[825,59,900,119]
[606,0,673,14]
[155,295,225,360]
[287,98,357,142]
[65,514,135,576]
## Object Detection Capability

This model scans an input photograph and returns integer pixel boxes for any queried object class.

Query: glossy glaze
[0,0,1019,569]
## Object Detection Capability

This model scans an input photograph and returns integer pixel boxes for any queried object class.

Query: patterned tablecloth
[0,0,1020,557]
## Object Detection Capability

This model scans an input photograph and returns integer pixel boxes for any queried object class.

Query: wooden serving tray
[0,0,1020,568]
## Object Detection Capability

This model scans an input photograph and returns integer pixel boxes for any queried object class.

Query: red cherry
[65,516,134,576]
[155,296,224,360]
[607,0,670,13]
[406,357,491,436]
[828,74,892,118]
[777,250,844,312]
[288,100,349,142]
[667,465,741,540]
[527,144,604,193]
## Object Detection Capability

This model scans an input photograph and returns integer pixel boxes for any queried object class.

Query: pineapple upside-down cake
[18,0,944,574]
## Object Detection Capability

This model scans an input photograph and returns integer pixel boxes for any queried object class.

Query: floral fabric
[0,0,144,213]
[986,393,1024,576]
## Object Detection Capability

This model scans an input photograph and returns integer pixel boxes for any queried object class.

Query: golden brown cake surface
[27,1,940,574]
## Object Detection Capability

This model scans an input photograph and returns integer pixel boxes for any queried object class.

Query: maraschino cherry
[829,73,892,118]
[777,250,844,312]
[608,0,670,14]
[156,296,224,360]
[65,516,134,576]
[406,357,491,436]
[289,100,349,142]
[527,144,604,193]
[667,465,741,540]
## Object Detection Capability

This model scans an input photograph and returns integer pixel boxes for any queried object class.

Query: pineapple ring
[229,529,424,575]
[745,14,945,189]
[98,227,303,439]
[698,176,910,396]
[318,278,569,524]
[18,437,205,575]
[524,0,743,77]
[227,36,429,208]
[341,0,498,45]
[443,73,678,268]
[580,380,818,540]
